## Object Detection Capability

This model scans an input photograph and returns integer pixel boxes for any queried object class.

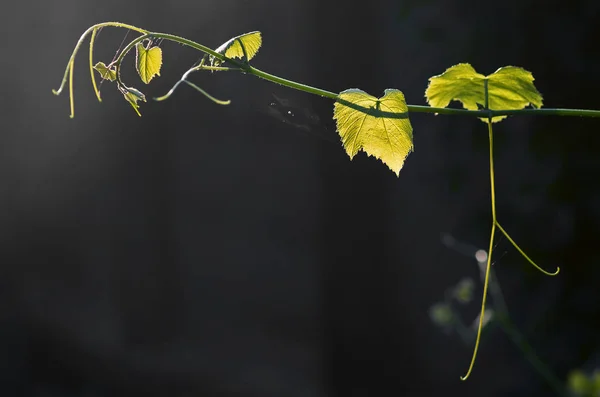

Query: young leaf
[210,31,262,66]
[333,89,413,176]
[425,63,543,122]
[93,62,117,82]
[118,85,146,116]
[135,42,162,84]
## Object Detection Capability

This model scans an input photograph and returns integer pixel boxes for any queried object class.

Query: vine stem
[54,22,600,119]
[88,27,100,102]
[53,20,579,384]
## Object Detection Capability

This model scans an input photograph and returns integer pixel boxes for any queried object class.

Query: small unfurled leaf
[425,63,543,122]
[210,31,262,66]
[118,85,146,116]
[333,89,413,176]
[93,62,117,82]
[135,42,162,84]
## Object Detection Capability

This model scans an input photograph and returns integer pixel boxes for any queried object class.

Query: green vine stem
[88,27,100,102]
[53,23,594,381]
[53,22,600,119]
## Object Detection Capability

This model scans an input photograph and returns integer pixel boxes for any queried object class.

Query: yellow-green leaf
[135,42,162,84]
[118,85,146,116]
[211,31,262,66]
[333,89,413,176]
[93,62,117,82]
[425,63,543,122]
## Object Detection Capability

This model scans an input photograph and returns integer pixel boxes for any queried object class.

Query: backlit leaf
[210,31,262,66]
[135,42,162,84]
[93,62,117,82]
[333,89,413,176]
[118,85,146,116]
[425,63,543,122]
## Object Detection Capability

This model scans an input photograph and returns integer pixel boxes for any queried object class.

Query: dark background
[1,0,600,396]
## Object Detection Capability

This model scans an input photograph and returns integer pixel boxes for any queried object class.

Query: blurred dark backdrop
[1,0,599,396]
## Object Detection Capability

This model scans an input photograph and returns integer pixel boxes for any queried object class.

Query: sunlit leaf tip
[93,62,117,82]
[333,88,413,176]
[210,31,262,67]
[425,63,543,122]
[135,41,163,84]
[118,85,146,116]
